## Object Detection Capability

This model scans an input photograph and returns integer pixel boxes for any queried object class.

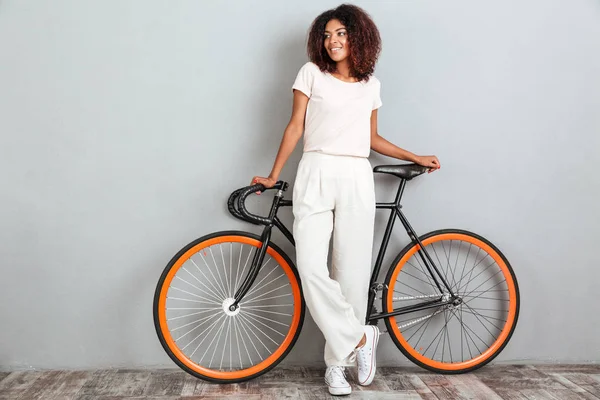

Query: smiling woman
[248,3,440,396]
[306,4,382,84]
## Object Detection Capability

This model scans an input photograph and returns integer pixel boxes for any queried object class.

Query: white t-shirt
[292,61,382,158]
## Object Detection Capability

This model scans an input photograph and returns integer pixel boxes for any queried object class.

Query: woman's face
[324,19,349,63]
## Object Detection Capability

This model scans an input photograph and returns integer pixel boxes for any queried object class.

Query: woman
[251,4,440,396]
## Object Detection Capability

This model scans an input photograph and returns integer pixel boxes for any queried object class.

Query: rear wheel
[383,229,519,374]
[153,230,305,383]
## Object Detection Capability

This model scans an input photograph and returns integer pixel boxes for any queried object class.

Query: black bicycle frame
[229,179,457,321]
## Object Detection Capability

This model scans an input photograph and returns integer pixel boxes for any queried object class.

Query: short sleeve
[292,62,314,98]
[372,78,382,110]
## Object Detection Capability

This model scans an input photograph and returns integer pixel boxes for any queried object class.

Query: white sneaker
[355,325,380,386]
[324,365,351,396]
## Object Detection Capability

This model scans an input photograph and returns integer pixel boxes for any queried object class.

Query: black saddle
[373,163,429,180]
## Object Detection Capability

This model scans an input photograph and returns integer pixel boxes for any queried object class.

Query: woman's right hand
[250,176,277,195]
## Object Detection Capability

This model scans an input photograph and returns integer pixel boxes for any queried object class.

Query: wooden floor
[1,365,599,399]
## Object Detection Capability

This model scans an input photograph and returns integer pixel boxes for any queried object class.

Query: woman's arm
[369,109,440,172]
[250,90,309,193]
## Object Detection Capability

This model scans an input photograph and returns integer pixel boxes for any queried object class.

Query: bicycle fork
[228,190,287,311]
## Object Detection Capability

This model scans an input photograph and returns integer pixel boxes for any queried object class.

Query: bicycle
[153,162,520,383]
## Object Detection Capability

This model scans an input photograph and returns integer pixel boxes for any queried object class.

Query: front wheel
[153,230,305,383]
[383,229,519,374]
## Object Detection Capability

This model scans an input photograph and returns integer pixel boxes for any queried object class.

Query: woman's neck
[334,61,357,82]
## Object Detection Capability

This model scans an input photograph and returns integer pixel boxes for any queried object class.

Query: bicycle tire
[382,229,520,374]
[153,230,305,383]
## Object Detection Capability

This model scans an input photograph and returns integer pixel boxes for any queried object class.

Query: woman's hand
[250,176,277,195]
[416,155,441,173]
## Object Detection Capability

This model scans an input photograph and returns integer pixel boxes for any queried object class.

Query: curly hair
[306,3,382,83]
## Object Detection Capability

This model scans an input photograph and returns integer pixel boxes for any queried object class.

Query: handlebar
[227,180,289,225]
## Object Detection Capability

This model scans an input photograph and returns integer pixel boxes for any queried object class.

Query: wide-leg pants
[292,151,376,367]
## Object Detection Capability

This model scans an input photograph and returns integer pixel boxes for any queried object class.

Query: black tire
[382,229,520,374]
[153,230,305,383]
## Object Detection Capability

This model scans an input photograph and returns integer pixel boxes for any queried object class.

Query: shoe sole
[328,386,351,396]
[358,326,379,386]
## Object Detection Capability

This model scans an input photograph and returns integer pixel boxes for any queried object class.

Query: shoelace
[349,335,374,368]
[327,366,347,383]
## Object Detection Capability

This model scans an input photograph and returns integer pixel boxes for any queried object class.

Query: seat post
[394,179,407,207]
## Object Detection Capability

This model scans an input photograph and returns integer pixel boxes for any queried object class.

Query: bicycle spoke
[167,297,217,305]
[440,240,458,290]
[429,243,447,285]
[453,246,481,294]
[424,311,455,358]
[190,258,227,302]
[239,313,275,350]
[399,268,439,288]
[396,279,431,297]
[243,312,286,337]
[181,266,224,303]
[451,241,462,292]
[460,306,465,360]
[177,312,222,344]
[208,247,230,299]
[171,284,222,305]
[462,294,509,302]
[441,311,448,362]
[219,245,232,298]
[448,307,476,359]
[242,283,291,304]
[243,259,276,296]
[237,314,262,359]
[459,307,507,323]
[186,313,226,355]
[233,316,252,366]
[243,307,292,317]
[460,316,489,349]
[244,303,294,309]
[200,250,229,299]
[221,316,232,370]
[167,309,219,321]
[409,257,438,289]
[203,314,229,367]
[456,255,494,294]
[462,278,507,302]
[454,243,474,293]
[229,243,234,298]
[462,303,503,334]
[171,311,221,333]
[241,293,292,305]
[409,308,437,346]
[455,247,486,290]
[245,268,285,300]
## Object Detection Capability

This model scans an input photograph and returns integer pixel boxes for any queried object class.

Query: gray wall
[1,0,599,370]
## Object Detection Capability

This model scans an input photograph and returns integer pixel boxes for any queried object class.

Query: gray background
[1,0,599,370]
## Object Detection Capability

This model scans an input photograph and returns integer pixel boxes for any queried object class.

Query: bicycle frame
[229,179,458,322]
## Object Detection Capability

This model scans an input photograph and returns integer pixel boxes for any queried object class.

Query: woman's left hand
[416,155,441,173]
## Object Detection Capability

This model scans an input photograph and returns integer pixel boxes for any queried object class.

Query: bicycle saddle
[373,163,429,180]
